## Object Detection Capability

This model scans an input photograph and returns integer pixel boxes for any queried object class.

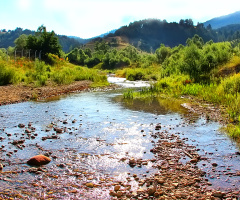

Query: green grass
[0,57,109,87]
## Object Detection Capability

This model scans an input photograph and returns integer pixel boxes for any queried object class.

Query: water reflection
[0,79,239,198]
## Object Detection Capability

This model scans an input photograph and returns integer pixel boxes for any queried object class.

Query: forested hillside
[109,18,240,52]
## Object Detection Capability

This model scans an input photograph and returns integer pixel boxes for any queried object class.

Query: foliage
[0,62,15,85]
[0,51,108,87]
[26,25,62,62]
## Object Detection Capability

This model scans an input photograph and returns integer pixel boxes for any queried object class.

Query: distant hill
[204,11,240,29]
[85,17,240,53]
[109,19,218,52]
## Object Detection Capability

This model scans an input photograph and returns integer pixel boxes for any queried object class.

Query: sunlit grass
[0,57,108,87]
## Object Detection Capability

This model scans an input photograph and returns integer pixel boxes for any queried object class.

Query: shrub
[0,63,15,85]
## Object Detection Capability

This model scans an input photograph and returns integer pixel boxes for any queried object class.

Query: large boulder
[27,155,51,166]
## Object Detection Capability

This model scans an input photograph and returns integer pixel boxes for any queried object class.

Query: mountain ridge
[204,11,240,29]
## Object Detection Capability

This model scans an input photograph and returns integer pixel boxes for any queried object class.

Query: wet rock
[54,128,63,133]
[109,190,117,197]
[27,155,51,166]
[11,139,25,145]
[212,163,218,167]
[85,182,94,188]
[18,123,25,128]
[25,129,31,133]
[116,191,123,198]
[190,158,199,164]
[172,182,179,187]
[212,191,225,198]
[129,158,136,167]
[155,124,161,130]
[57,163,65,168]
[148,186,156,196]
[114,185,121,191]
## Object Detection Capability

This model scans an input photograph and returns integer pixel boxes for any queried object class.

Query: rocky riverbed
[0,81,240,199]
[0,119,239,199]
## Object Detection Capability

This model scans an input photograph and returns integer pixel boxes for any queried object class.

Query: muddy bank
[0,81,93,105]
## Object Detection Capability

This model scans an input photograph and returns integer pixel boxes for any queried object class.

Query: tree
[181,44,201,81]
[14,34,27,50]
[155,44,171,64]
[26,25,61,62]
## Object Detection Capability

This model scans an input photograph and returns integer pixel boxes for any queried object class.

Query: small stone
[148,186,156,196]
[27,155,51,166]
[126,192,132,198]
[25,129,31,133]
[116,191,122,198]
[129,158,136,167]
[172,182,179,187]
[86,182,94,188]
[156,178,165,184]
[0,163,3,171]
[212,163,218,167]
[54,127,63,133]
[213,191,225,198]
[109,190,117,197]
[18,123,25,128]
[190,158,198,163]
[114,185,121,191]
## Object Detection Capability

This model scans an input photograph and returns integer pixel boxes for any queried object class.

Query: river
[0,77,239,199]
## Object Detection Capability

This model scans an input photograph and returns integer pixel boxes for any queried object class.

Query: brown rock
[212,163,218,167]
[0,163,3,171]
[172,182,179,187]
[18,123,25,128]
[27,155,51,166]
[114,185,121,191]
[129,158,136,166]
[190,158,198,163]
[109,190,117,197]
[156,178,165,184]
[116,191,122,198]
[55,128,63,133]
[148,186,156,196]
[213,191,225,198]
[86,182,94,188]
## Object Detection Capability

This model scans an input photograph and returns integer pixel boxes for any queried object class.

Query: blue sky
[0,0,239,38]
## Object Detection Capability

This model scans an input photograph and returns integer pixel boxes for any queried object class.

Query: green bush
[220,74,240,95]
[0,63,15,85]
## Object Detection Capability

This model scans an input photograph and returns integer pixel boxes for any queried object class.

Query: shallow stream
[0,77,239,199]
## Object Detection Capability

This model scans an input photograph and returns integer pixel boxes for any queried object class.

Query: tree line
[108,19,240,52]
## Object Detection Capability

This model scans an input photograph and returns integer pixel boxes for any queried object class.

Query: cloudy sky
[0,0,239,38]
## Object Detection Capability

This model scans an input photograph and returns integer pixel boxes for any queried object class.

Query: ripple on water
[0,80,240,198]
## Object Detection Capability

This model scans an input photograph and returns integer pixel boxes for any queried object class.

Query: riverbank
[0,81,91,105]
